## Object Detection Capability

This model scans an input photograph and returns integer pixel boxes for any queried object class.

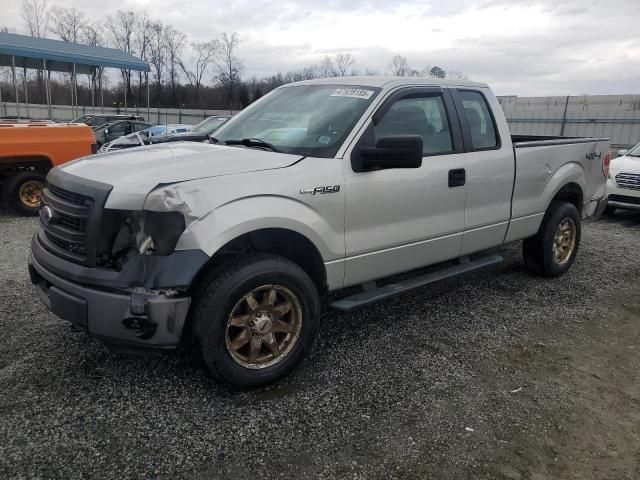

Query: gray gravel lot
[1,205,639,480]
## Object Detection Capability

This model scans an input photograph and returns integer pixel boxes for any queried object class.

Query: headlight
[97,210,186,269]
[138,211,186,256]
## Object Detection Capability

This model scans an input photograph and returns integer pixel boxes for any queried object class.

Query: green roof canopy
[0,32,149,74]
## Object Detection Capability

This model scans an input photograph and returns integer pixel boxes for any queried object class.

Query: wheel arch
[0,155,54,172]
[550,182,584,215]
[190,227,329,296]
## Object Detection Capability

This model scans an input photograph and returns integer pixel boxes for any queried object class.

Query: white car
[606,143,640,212]
[99,124,193,152]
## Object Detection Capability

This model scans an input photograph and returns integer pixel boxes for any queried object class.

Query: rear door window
[458,91,498,149]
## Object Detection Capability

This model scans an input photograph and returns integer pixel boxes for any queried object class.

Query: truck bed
[511,134,607,147]
[508,135,609,241]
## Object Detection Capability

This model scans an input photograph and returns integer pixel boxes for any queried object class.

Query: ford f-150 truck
[28,77,609,389]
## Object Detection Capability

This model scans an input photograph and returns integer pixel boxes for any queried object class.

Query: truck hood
[61,142,303,209]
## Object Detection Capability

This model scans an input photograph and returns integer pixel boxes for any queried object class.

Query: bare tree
[48,6,85,43]
[107,10,136,105]
[148,22,166,104]
[216,32,243,109]
[22,0,48,37]
[335,52,355,76]
[389,55,410,76]
[319,55,336,77]
[429,66,446,79]
[21,0,49,103]
[133,13,152,105]
[83,23,105,107]
[164,26,186,106]
[180,40,218,105]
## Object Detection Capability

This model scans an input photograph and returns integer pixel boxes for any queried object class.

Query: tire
[2,171,47,216]
[523,201,581,278]
[191,253,321,389]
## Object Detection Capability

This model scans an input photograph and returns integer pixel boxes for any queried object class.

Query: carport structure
[0,32,150,120]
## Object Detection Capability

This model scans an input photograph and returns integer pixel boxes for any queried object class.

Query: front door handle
[448,168,466,187]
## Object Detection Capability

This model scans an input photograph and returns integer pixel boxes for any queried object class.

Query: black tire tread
[190,253,320,389]
[2,171,46,216]
[523,200,581,278]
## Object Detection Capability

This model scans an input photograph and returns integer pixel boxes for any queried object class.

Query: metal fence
[498,94,640,148]
[3,94,640,148]
[0,101,237,125]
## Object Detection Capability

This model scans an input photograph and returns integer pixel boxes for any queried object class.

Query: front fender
[177,194,343,262]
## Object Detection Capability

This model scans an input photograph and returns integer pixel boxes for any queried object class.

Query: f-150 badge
[300,185,341,195]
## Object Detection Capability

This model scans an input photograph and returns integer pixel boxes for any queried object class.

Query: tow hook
[124,288,156,339]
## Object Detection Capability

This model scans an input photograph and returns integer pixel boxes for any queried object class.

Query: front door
[343,88,468,287]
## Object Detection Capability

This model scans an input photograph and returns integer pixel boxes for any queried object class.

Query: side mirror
[358,135,423,170]
[617,149,629,157]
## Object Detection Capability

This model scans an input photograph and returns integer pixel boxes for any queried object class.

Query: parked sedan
[93,119,156,147]
[150,116,230,144]
[70,114,145,128]
[606,142,640,212]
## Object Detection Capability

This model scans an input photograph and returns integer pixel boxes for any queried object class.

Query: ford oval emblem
[40,205,54,223]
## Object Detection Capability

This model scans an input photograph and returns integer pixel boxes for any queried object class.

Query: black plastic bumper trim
[31,233,209,290]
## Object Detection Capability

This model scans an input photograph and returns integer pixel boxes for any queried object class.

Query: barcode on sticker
[331,88,374,99]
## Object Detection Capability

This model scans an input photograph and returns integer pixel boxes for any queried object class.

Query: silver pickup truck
[29,77,609,389]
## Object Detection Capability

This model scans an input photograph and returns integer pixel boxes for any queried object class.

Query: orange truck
[0,123,96,215]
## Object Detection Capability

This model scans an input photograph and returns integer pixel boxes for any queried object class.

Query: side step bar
[330,254,503,312]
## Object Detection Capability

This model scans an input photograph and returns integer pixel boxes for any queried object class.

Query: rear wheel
[2,171,47,216]
[523,201,581,277]
[191,254,321,389]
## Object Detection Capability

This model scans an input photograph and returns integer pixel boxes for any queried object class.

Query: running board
[330,254,503,312]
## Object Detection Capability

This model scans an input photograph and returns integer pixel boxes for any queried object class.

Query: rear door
[342,87,469,286]
[450,88,515,254]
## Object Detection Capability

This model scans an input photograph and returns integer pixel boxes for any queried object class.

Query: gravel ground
[1,205,639,480]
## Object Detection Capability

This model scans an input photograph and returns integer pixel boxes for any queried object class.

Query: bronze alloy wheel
[18,180,45,208]
[552,217,577,265]
[225,285,303,369]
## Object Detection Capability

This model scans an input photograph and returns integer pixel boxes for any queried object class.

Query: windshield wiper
[224,138,281,153]
[208,135,220,144]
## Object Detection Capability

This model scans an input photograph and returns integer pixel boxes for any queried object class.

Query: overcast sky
[2,0,640,96]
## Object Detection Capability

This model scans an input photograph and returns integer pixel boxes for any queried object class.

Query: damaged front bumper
[29,234,208,350]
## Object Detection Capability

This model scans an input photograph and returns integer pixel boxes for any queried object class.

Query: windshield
[627,143,640,157]
[192,117,228,135]
[213,85,381,158]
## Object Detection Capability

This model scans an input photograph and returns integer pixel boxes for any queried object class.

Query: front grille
[615,172,640,191]
[56,212,87,232]
[40,187,91,263]
[37,170,112,267]
[44,231,87,256]
[48,183,93,206]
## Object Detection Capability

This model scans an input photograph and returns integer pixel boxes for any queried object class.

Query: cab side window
[374,95,453,155]
[459,91,498,149]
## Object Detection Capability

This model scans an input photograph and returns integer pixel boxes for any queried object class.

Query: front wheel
[191,254,321,389]
[523,201,581,277]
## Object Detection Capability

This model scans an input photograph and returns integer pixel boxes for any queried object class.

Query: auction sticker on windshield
[331,88,374,99]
